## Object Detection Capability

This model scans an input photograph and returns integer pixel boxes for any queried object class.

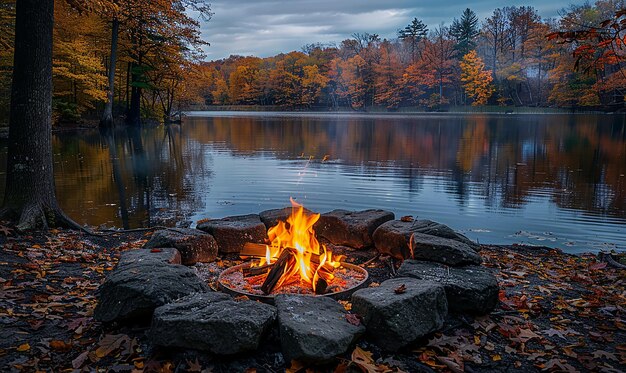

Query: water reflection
[0,112,624,252]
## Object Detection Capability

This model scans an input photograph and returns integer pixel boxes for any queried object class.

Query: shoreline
[0,226,624,371]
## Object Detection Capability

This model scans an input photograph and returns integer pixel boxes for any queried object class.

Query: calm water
[1,112,625,253]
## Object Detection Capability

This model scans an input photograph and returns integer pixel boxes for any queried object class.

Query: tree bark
[126,62,142,127]
[100,17,119,128]
[1,0,83,231]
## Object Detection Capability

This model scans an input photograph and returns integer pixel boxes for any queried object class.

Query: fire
[252,198,343,294]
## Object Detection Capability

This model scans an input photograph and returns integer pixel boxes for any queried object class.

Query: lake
[1,112,625,253]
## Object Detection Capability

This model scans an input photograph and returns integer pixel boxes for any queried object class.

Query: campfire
[219,199,367,298]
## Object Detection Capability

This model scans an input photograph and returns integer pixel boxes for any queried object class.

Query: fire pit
[218,199,369,302]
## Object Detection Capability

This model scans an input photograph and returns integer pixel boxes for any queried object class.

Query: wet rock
[196,214,267,254]
[150,292,277,355]
[275,295,365,363]
[398,260,499,315]
[315,209,395,249]
[373,220,479,261]
[119,247,182,265]
[94,255,208,323]
[144,228,218,265]
[259,206,314,230]
[351,278,447,351]
[409,233,482,266]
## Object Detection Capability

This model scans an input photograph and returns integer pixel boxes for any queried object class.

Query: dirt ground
[0,226,624,372]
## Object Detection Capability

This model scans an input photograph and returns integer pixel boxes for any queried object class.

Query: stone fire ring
[218,262,369,304]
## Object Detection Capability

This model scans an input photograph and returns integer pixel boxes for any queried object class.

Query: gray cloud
[197,0,572,60]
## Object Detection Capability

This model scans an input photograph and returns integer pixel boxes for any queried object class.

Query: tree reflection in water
[0,113,623,250]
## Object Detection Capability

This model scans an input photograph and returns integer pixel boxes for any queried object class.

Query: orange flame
[257,198,343,293]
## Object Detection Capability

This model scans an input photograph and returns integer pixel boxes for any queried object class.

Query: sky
[197,0,577,61]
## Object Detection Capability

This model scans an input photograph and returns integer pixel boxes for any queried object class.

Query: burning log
[242,242,324,264]
[241,243,269,257]
[242,263,273,277]
[261,249,294,294]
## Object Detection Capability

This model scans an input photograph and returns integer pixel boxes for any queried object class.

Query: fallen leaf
[50,340,72,352]
[95,334,131,358]
[345,313,361,326]
[16,343,30,352]
[351,346,392,373]
[394,284,406,294]
[400,216,414,222]
[72,351,89,369]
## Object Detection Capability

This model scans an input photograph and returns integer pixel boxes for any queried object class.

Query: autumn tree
[0,0,83,230]
[413,27,457,107]
[374,41,405,108]
[460,50,494,105]
[0,0,15,123]
[548,4,626,106]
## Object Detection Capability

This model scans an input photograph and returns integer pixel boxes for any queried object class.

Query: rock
[259,206,314,230]
[409,233,482,266]
[351,278,447,351]
[119,247,182,265]
[94,257,209,323]
[150,292,277,355]
[196,214,267,254]
[275,295,365,363]
[144,228,218,265]
[314,209,395,249]
[372,220,479,261]
[398,260,499,314]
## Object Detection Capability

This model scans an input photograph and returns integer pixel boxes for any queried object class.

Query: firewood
[314,278,328,294]
[243,263,273,276]
[261,249,294,294]
[241,242,269,257]
[242,242,324,264]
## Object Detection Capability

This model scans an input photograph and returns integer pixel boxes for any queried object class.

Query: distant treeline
[0,1,625,126]
[201,2,626,112]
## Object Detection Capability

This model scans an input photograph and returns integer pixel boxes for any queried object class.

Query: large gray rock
[144,228,218,265]
[94,252,209,323]
[119,247,182,265]
[409,233,482,266]
[398,260,499,315]
[259,206,314,230]
[275,295,365,363]
[196,214,267,254]
[351,278,447,351]
[314,209,395,249]
[150,292,277,355]
[373,219,479,261]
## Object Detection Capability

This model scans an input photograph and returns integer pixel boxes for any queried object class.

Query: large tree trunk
[1,0,83,231]
[100,17,119,128]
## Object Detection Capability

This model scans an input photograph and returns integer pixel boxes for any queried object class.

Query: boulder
[275,295,365,363]
[259,206,314,230]
[409,233,482,266]
[119,247,181,265]
[398,260,499,315]
[314,209,395,249]
[373,219,479,261]
[150,292,277,355]
[94,254,209,323]
[144,228,218,265]
[351,278,447,351]
[196,214,267,254]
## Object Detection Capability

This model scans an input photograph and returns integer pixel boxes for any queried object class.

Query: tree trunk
[100,17,119,128]
[126,62,142,127]
[1,0,83,231]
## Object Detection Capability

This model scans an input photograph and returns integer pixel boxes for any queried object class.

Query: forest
[0,0,625,126]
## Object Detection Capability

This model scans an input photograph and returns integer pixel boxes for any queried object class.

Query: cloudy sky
[198,0,577,61]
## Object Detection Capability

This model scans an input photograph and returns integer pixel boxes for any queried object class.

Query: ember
[220,198,367,297]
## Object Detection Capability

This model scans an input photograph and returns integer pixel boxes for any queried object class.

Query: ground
[0,225,624,372]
